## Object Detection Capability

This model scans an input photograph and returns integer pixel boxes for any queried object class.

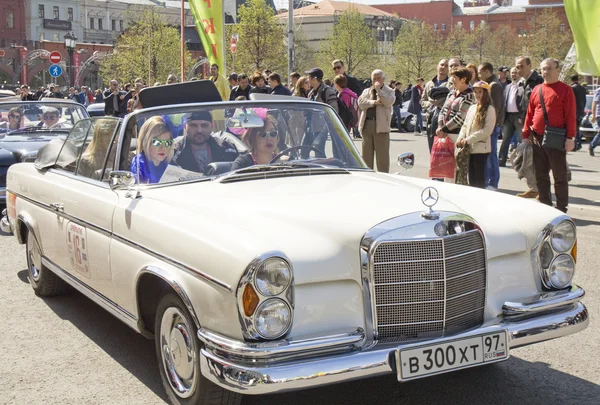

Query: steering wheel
[270,145,326,164]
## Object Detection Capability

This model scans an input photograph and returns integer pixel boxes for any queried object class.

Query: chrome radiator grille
[372,230,486,342]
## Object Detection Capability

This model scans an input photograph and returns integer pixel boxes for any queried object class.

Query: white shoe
[485,186,497,191]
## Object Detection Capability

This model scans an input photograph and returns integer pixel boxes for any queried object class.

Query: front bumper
[199,286,588,395]
[0,208,11,234]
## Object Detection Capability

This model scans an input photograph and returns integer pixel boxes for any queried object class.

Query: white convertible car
[0,82,588,405]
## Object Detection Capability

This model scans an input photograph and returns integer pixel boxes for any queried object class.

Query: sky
[273,0,530,10]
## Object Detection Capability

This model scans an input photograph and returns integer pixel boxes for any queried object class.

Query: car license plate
[397,330,509,380]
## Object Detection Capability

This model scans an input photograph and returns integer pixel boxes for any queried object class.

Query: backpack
[321,89,357,128]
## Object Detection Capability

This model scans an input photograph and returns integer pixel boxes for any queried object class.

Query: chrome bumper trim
[198,328,365,362]
[502,284,585,316]
[200,301,588,395]
[0,208,11,234]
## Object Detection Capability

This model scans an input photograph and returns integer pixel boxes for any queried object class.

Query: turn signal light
[571,241,577,263]
[242,284,260,316]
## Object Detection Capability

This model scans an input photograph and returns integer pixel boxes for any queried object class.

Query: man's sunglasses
[333,65,342,71]
[151,138,174,148]
[9,114,22,120]
[258,130,278,138]
[43,115,58,120]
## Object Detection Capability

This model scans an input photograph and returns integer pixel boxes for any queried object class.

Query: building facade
[0,0,26,45]
[25,0,84,43]
[371,0,569,36]
[277,0,403,52]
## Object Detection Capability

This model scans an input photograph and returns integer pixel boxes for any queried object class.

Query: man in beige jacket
[358,69,396,172]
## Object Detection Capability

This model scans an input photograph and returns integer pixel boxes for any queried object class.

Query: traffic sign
[49,51,62,64]
[49,64,63,77]
[0,50,5,57]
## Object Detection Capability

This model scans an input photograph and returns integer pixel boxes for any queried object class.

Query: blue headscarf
[131,152,169,184]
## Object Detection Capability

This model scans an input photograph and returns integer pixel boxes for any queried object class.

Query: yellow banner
[189,0,225,75]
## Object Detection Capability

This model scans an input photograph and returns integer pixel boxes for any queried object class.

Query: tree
[99,7,194,85]
[468,24,493,65]
[393,21,441,83]
[319,7,376,76]
[445,25,471,61]
[525,9,573,65]
[487,25,521,69]
[232,0,287,74]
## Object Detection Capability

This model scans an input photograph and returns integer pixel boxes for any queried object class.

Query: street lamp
[64,32,77,87]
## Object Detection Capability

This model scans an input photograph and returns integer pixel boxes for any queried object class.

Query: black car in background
[0,100,89,206]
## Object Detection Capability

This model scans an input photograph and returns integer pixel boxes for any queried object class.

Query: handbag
[429,136,455,179]
[538,86,566,151]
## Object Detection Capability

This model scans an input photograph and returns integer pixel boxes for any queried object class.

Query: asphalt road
[0,131,598,405]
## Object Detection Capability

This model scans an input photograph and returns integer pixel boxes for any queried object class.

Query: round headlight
[254,298,292,339]
[546,254,575,289]
[551,221,576,252]
[254,257,291,296]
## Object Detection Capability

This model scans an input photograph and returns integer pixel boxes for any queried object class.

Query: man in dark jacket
[268,73,292,96]
[103,80,127,117]
[478,62,506,190]
[171,111,238,174]
[570,74,587,151]
[229,73,251,100]
[514,55,544,198]
[332,59,362,137]
[408,78,424,135]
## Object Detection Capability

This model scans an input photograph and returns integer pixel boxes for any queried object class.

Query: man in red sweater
[522,58,576,213]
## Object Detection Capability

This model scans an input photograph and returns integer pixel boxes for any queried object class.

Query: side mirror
[109,170,135,191]
[398,152,415,171]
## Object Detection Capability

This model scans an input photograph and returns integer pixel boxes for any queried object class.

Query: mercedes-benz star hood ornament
[421,186,440,220]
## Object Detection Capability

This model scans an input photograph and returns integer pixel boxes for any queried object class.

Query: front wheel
[26,229,68,296]
[155,293,242,405]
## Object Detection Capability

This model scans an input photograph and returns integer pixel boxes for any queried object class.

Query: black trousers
[532,134,569,212]
[469,153,489,188]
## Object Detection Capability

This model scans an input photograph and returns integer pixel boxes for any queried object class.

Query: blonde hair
[137,116,174,163]
[242,115,278,153]
[473,88,492,130]
[81,119,118,167]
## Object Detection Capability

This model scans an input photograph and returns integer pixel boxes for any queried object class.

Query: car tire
[155,293,242,405]
[404,115,415,132]
[26,229,69,296]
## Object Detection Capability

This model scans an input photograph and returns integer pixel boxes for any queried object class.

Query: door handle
[50,203,64,212]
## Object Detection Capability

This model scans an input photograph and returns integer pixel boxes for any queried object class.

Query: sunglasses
[9,114,22,120]
[43,115,58,120]
[258,130,278,138]
[333,66,342,71]
[151,138,174,148]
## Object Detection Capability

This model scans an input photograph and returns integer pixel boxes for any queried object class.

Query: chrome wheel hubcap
[27,234,41,282]
[160,307,197,398]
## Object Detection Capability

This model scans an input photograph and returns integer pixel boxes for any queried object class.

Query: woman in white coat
[455,81,496,188]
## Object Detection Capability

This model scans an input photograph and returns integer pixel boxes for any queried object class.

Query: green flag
[564,0,600,75]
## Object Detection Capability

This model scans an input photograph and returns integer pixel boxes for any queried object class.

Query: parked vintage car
[0,100,88,205]
[0,82,588,405]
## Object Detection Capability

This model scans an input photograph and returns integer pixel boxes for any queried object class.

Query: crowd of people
[10,52,595,214]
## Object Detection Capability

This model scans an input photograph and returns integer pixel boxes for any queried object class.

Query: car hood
[136,172,560,287]
[0,134,56,155]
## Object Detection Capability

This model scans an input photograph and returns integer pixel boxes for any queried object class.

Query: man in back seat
[172,111,238,173]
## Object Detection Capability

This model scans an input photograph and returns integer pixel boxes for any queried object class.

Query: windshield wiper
[6,126,68,135]
[218,162,349,183]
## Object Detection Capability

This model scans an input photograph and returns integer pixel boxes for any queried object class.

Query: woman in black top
[231,115,280,170]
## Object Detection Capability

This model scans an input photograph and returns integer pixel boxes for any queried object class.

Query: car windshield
[0,101,87,134]
[121,101,366,185]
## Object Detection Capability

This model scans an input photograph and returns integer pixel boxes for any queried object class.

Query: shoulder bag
[538,86,566,151]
